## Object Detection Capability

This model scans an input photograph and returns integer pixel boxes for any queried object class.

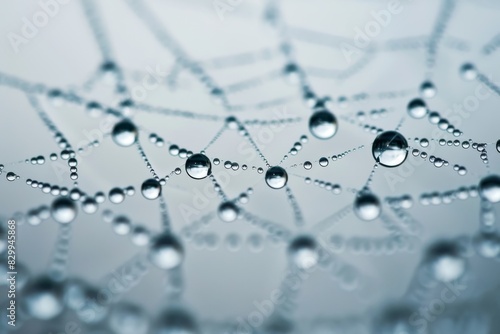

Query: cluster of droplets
[26,155,46,165]
[108,186,135,204]
[168,144,193,159]
[3,0,500,332]
[328,234,418,256]
[419,185,478,206]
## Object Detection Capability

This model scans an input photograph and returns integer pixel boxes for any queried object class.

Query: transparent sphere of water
[112,119,138,147]
[141,178,162,200]
[496,139,500,153]
[425,240,466,282]
[265,166,288,189]
[112,215,132,235]
[479,174,500,203]
[407,98,428,119]
[51,197,77,224]
[22,275,64,320]
[308,109,338,140]
[354,191,382,221]
[420,81,436,98]
[372,131,409,167]
[152,307,198,334]
[185,153,212,180]
[109,302,149,334]
[149,233,184,269]
[218,201,239,222]
[288,235,319,269]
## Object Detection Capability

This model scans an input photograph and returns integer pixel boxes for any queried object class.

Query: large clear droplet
[149,233,184,269]
[109,188,126,204]
[420,81,436,98]
[112,215,132,235]
[354,191,381,221]
[23,275,64,320]
[308,109,338,140]
[185,153,212,180]
[288,235,319,269]
[51,197,77,224]
[460,63,477,81]
[283,63,300,84]
[372,131,408,167]
[473,231,500,258]
[112,119,138,147]
[265,166,288,189]
[141,179,161,200]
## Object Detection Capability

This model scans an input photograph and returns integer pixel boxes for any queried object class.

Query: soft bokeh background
[1,0,500,333]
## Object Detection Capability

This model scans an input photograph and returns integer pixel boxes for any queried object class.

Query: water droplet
[420,81,436,98]
[169,145,179,156]
[112,119,138,147]
[309,109,338,140]
[6,172,17,181]
[424,240,466,282]
[288,235,319,269]
[479,174,500,203]
[210,87,225,105]
[51,197,77,224]
[141,178,161,200]
[185,153,211,180]
[407,98,428,119]
[247,234,264,253]
[218,201,239,222]
[303,161,312,170]
[372,131,408,167]
[319,157,329,167]
[460,63,477,80]
[354,191,381,221]
[419,138,429,148]
[496,139,500,153]
[82,197,98,214]
[109,188,126,204]
[112,215,132,235]
[265,166,288,189]
[149,233,184,269]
